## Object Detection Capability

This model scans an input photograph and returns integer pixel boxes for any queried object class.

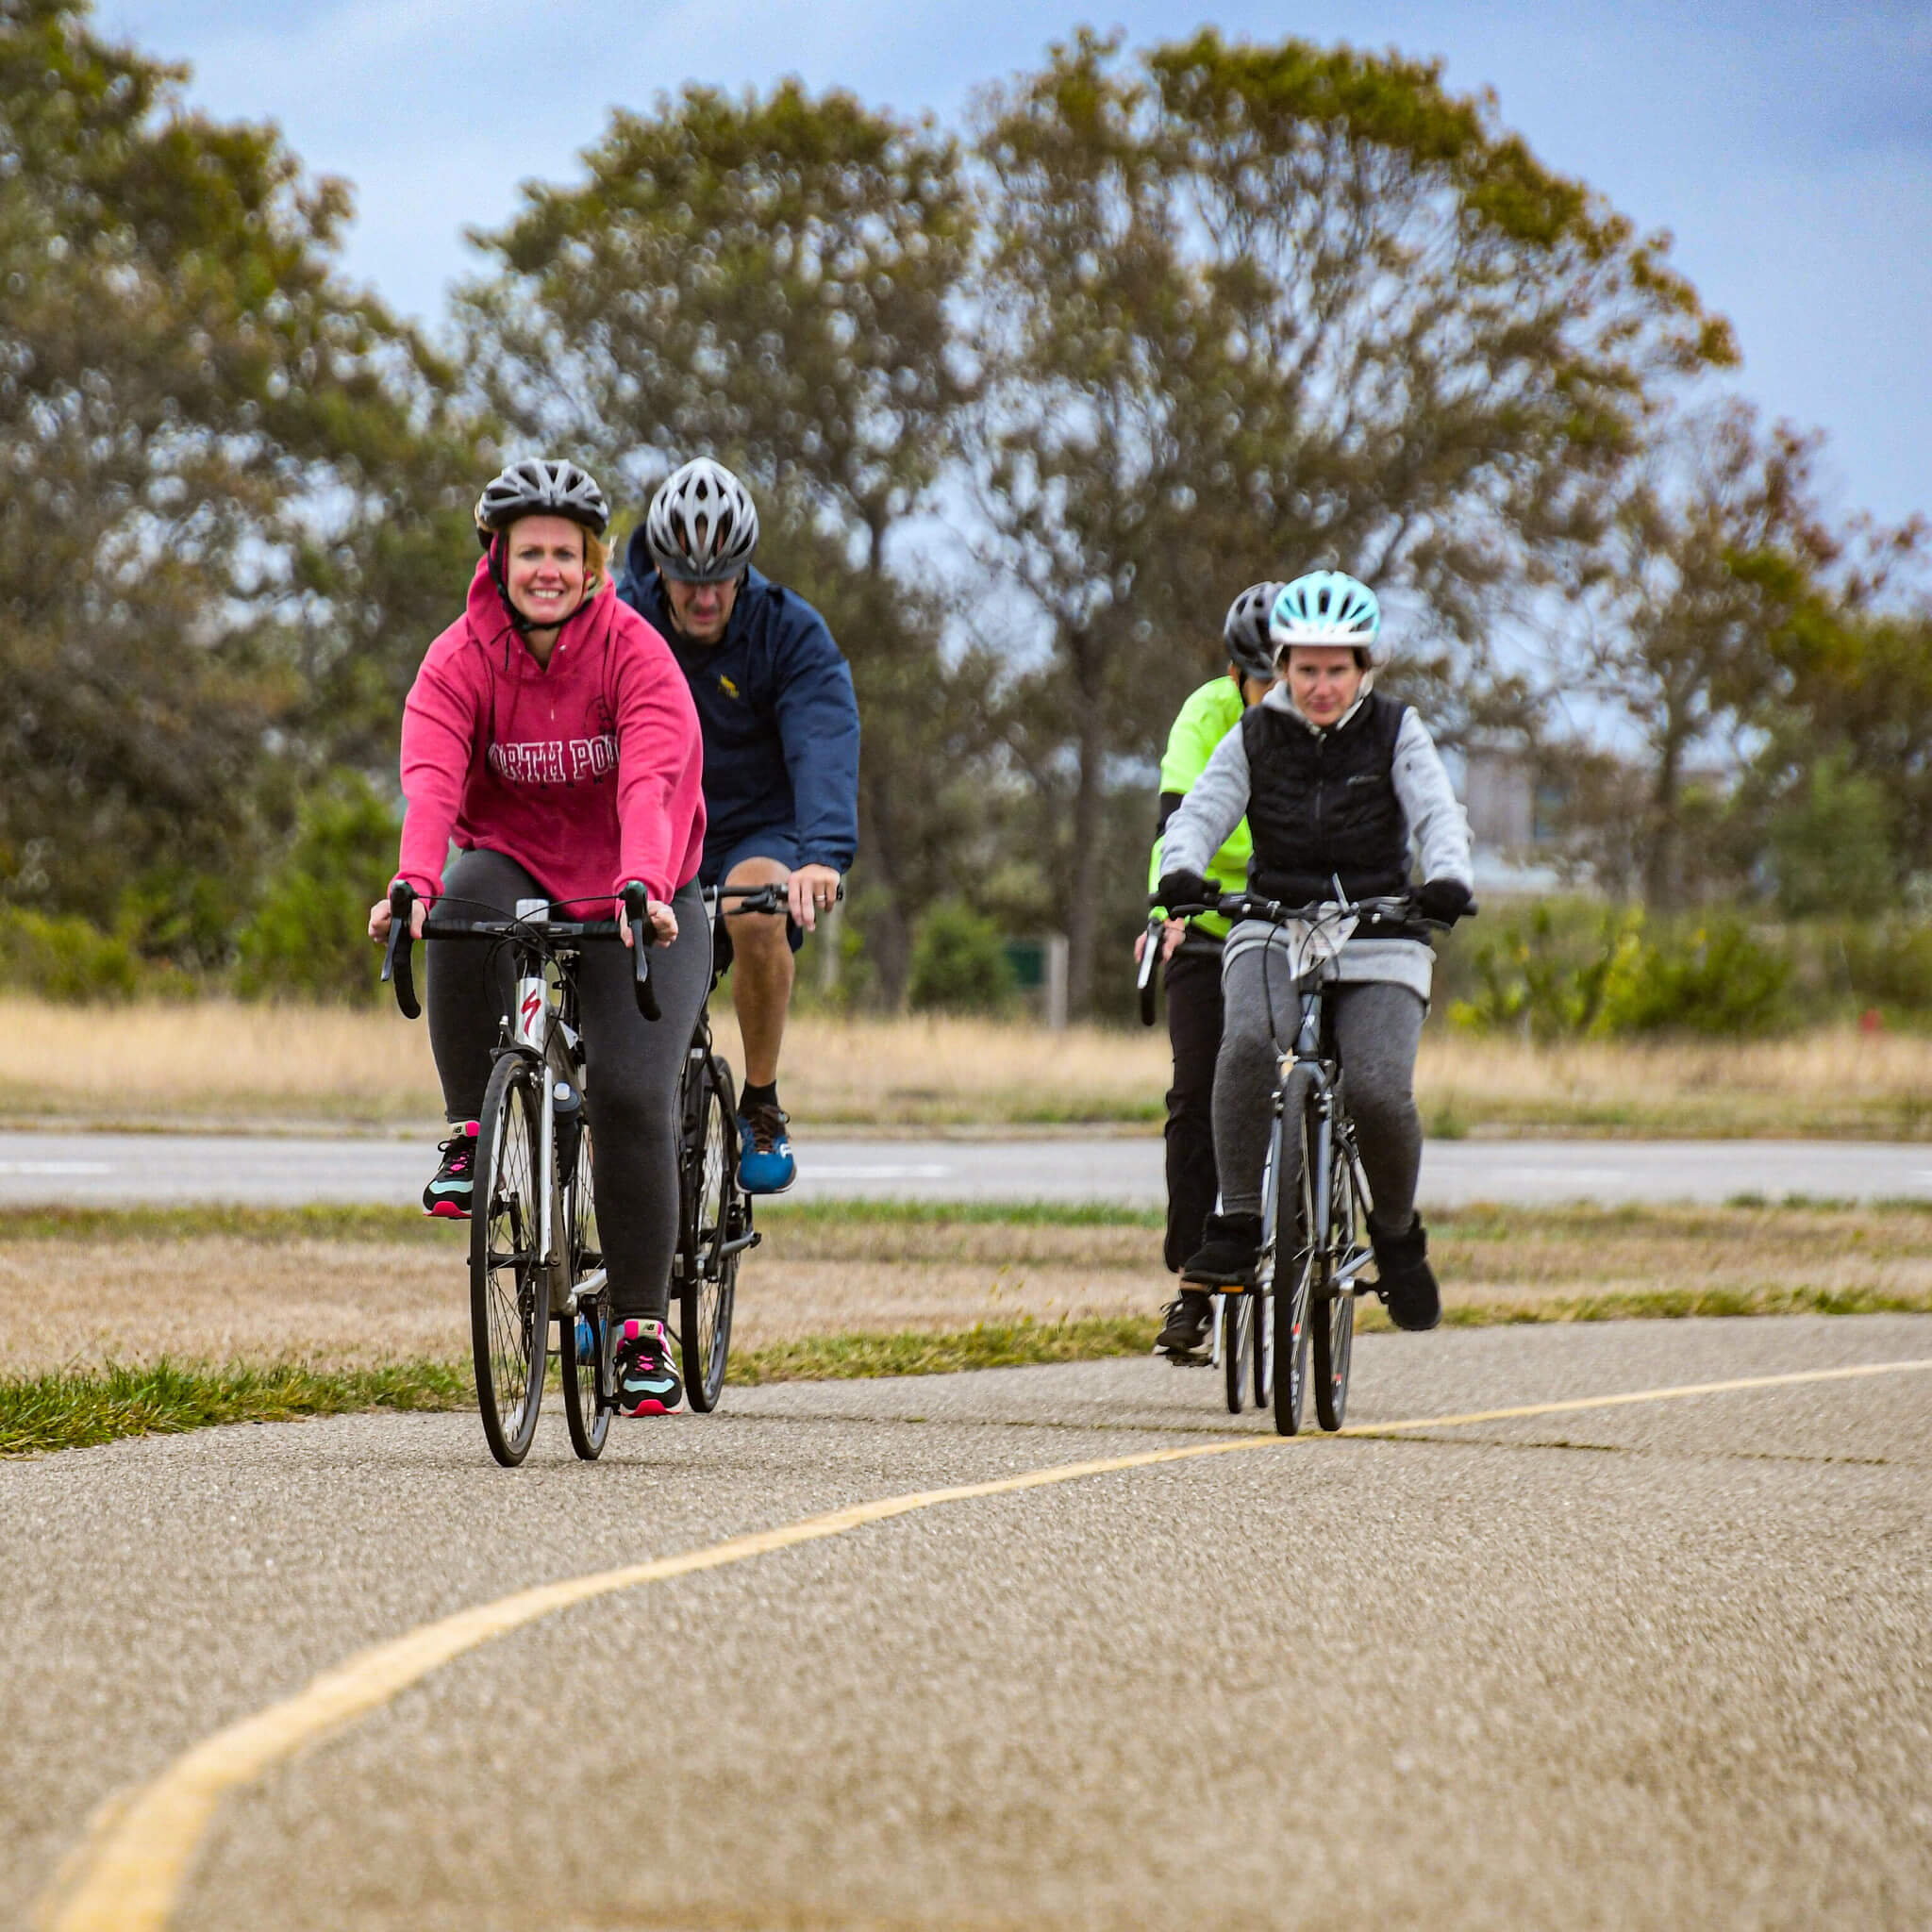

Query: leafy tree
[966,29,1736,1011]
[460,80,978,1002]
[0,0,478,950]
[908,898,1016,1014]
[233,770,397,1000]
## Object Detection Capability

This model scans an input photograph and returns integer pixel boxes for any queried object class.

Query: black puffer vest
[1242,691,1410,905]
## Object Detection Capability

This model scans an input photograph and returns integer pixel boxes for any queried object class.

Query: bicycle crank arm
[714,1228,761,1261]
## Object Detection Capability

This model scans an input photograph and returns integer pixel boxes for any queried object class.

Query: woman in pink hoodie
[367,458,708,1415]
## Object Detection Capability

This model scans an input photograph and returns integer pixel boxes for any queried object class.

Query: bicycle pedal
[1158,1347,1213,1368]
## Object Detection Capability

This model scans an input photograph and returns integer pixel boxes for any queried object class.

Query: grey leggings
[427,848,711,1321]
[1212,948,1426,1234]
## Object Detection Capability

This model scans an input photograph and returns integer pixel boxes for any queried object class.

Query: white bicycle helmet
[645,458,759,584]
[474,458,609,542]
[1222,581,1284,682]
[1269,571,1381,660]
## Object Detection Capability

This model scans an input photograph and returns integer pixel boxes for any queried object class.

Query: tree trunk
[857,769,913,1010]
[1065,663,1108,1019]
[1642,734,1683,912]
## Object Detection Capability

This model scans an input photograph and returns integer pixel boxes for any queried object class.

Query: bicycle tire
[1254,1276,1274,1407]
[559,1108,609,1461]
[471,1055,547,1467]
[1313,1131,1364,1432]
[1222,1291,1253,1414]
[1272,1070,1317,1437]
[678,1053,741,1412]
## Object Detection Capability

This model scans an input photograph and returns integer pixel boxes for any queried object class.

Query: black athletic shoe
[610,1317,683,1415]
[1373,1215,1441,1331]
[424,1121,478,1219]
[1181,1211,1264,1290]
[1156,1289,1215,1356]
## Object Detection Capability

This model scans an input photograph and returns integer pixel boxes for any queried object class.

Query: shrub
[1597,917,1792,1037]
[0,908,141,1002]
[1449,903,1641,1042]
[235,773,398,1002]
[908,899,1016,1014]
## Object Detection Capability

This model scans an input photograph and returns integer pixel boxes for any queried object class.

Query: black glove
[1157,870,1214,915]
[1414,877,1474,925]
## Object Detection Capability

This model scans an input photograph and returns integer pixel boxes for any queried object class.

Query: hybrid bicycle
[1149,889,1457,1435]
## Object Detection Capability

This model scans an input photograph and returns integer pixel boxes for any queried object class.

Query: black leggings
[426,849,711,1321]
[1161,941,1224,1273]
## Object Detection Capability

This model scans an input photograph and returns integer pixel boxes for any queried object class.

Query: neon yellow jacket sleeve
[1147,676,1252,939]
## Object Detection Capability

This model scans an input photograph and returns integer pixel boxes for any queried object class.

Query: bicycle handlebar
[1158,889,1472,933]
[381,881,660,1023]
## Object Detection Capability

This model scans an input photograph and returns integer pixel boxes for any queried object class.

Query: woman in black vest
[1156,572,1474,1335]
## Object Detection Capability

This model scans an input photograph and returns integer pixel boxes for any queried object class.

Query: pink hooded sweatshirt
[395,559,706,912]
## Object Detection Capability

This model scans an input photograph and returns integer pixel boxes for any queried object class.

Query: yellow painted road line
[40,1355,1932,1932]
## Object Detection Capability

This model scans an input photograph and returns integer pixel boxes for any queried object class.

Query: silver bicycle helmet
[1269,571,1382,659]
[645,458,759,584]
[474,458,610,543]
[1223,581,1284,682]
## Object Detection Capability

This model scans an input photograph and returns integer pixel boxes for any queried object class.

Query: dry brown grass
[5,1201,1929,1380]
[8,994,1932,1137]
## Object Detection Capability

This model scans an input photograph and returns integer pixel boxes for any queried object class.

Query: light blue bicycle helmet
[1268,571,1381,661]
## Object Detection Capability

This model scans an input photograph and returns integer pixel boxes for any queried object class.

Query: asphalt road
[3,1126,1932,1208]
[11,1315,1932,1929]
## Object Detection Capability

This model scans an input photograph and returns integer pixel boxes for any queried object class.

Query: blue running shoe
[610,1317,682,1416]
[737,1097,796,1194]
[574,1313,597,1365]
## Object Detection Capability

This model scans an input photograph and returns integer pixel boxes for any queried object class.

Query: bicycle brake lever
[622,883,661,1022]
[383,882,420,1021]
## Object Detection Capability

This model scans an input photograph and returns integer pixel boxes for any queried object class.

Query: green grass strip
[0,1358,471,1457]
[732,1316,1162,1385]
[10,1281,1929,1457]
[0,1199,1164,1243]
[755,1197,1163,1229]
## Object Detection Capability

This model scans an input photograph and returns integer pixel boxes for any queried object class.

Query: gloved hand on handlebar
[1156,869,1214,915]
[1414,877,1474,925]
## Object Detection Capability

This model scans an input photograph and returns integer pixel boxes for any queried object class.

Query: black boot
[1156,1289,1214,1357]
[1181,1211,1263,1290]
[1373,1215,1441,1332]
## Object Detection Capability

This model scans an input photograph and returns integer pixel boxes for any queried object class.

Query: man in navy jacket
[618,458,860,1192]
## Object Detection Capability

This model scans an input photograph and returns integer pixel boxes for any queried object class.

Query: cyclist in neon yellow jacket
[1142,583,1278,1354]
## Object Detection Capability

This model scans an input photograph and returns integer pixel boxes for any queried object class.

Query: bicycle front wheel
[559,1108,609,1461]
[471,1055,548,1467]
[1272,1071,1317,1438]
[678,1053,741,1412]
[1314,1133,1365,1432]
[1223,1291,1253,1414]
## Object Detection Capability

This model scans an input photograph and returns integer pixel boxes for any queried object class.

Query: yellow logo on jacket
[719,675,741,700]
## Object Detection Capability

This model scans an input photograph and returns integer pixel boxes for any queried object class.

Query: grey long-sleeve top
[1159,685,1474,999]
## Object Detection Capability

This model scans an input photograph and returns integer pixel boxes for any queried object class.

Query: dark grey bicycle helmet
[474,458,610,545]
[1223,581,1284,682]
[645,458,759,584]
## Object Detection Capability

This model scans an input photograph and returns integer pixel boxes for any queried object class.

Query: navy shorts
[701,826,805,963]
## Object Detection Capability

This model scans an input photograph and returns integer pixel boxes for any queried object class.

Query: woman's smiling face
[504,514,587,632]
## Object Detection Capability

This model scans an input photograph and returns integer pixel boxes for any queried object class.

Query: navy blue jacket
[617,543,860,873]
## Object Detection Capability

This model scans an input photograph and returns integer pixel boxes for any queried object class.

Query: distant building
[1450,742,1574,898]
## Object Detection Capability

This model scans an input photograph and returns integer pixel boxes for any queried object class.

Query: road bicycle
[379,880,780,1465]
[1146,888,1457,1435]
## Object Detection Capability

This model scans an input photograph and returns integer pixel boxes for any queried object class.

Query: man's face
[1284,646,1365,726]
[663,574,741,645]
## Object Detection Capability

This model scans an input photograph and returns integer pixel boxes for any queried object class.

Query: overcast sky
[96,0,1932,526]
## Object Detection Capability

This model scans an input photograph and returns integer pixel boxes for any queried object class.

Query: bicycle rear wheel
[1313,1132,1365,1432]
[1222,1291,1253,1414]
[559,1108,609,1461]
[1272,1072,1317,1437]
[471,1055,547,1467]
[678,1053,741,1412]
